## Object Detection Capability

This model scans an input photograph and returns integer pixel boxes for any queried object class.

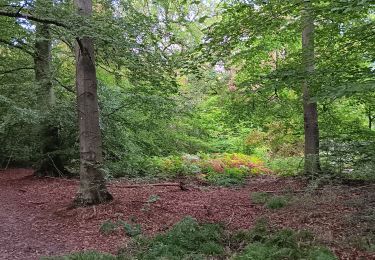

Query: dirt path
[0,169,77,259]
[0,169,372,260]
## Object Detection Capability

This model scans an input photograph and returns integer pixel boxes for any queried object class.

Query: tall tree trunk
[34,21,69,177]
[302,0,320,175]
[73,0,113,206]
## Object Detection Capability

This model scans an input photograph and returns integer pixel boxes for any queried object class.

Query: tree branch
[0,38,34,56]
[0,10,67,28]
[0,66,34,75]
[53,78,75,93]
[103,103,129,117]
[0,10,87,53]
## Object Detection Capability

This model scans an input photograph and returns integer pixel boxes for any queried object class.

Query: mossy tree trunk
[34,18,70,177]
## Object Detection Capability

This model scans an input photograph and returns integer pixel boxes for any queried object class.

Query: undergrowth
[41,251,116,260]
[122,217,225,259]
[99,219,142,237]
[46,217,336,260]
[233,220,336,260]
[251,192,291,209]
[144,153,272,186]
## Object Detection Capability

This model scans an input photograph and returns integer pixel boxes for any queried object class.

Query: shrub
[205,171,246,186]
[266,157,303,176]
[251,192,290,209]
[199,153,271,186]
[142,153,272,186]
[266,196,289,209]
[234,227,336,260]
[148,155,201,178]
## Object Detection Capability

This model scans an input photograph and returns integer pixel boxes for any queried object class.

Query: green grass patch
[41,251,116,260]
[251,192,271,204]
[251,192,290,209]
[266,196,289,209]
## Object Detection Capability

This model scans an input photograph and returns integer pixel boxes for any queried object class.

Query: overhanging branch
[0,38,34,56]
[53,78,75,93]
[0,66,33,75]
[0,10,87,53]
[0,10,67,28]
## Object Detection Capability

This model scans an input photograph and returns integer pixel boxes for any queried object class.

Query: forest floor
[0,168,374,260]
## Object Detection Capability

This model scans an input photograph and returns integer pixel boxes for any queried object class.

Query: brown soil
[0,169,373,260]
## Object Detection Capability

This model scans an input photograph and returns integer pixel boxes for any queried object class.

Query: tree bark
[73,0,113,206]
[367,108,372,130]
[302,0,320,175]
[34,20,69,177]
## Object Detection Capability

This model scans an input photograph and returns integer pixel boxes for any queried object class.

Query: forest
[0,0,374,259]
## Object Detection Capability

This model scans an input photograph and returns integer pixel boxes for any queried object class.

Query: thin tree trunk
[34,20,69,177]
[73,0,113,206]
[368,108,372,130]
[302,0,320,174]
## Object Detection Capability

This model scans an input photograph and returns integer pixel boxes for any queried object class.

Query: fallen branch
[28,201,47,205]
[259,189,307,194]
[111,182,188,191]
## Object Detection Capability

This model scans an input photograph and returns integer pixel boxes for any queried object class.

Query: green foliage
[251,192,272,205]
[234,224,336,260]
[236,241,336,260]
[1,0,374,183]
[126,217,225,260]
[321,136,375,181]
[251,192,290,209]
[49,218,337,260]
[205,173,243,186]
[206,167,248,186]
[99,219,142,237]
[147,155,200,178]
[142,153,271,185]
[99,220,118,235]
[117,220,142,237]
[41,251,116,260]
[266,196,290,210]
[267,157,303,176]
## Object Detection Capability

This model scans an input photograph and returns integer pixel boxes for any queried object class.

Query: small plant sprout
[99,220,117,235]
